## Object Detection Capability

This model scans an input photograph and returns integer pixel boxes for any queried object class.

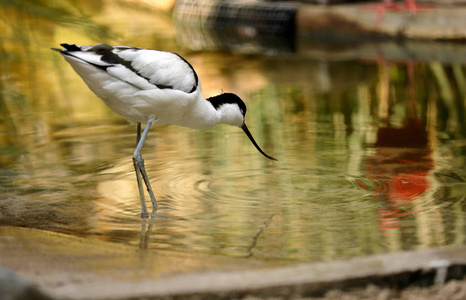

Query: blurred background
[0,0,465,263]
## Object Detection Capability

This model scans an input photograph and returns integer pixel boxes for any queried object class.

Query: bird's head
[208,93,246,127]
[207,93,277,161]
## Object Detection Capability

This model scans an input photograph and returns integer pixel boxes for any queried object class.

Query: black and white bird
[53,43,276,217]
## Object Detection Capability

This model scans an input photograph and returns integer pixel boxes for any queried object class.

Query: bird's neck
[178,93,221,129]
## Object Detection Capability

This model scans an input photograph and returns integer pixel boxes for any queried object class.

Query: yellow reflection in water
[0,0,465,262]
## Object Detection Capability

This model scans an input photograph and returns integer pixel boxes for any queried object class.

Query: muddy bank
[1,226,465,299]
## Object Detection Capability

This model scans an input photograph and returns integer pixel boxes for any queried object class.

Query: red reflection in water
[357,62,434,244]
[363,119,433,239]
[361,0,435,26]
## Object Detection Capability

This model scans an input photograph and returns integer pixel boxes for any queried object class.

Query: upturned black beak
[241,123,277,161]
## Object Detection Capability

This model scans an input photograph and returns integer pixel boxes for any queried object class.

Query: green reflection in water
[0,0,465,263]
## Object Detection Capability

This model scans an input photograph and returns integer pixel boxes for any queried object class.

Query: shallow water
[1,1,465,263]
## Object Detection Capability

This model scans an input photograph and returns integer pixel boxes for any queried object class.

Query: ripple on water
[84,142,463,261]
[90,154,374,257]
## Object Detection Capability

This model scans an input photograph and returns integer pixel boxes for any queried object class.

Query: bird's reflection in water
[139,207,158,249]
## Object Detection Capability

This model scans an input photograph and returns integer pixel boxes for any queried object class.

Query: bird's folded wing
[57,43,198,93]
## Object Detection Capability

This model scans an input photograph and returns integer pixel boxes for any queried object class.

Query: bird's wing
[55,43,198,93]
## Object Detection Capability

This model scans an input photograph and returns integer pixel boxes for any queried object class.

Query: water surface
[0,1,465,263]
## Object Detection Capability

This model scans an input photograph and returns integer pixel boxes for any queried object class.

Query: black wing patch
[98,48,158,86]
[60,43,82,51]
[95,46,176,90]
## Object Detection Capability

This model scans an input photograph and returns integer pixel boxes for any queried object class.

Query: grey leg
[134,123,147,217]
[133,121,157,218]
[137,122,142,145]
